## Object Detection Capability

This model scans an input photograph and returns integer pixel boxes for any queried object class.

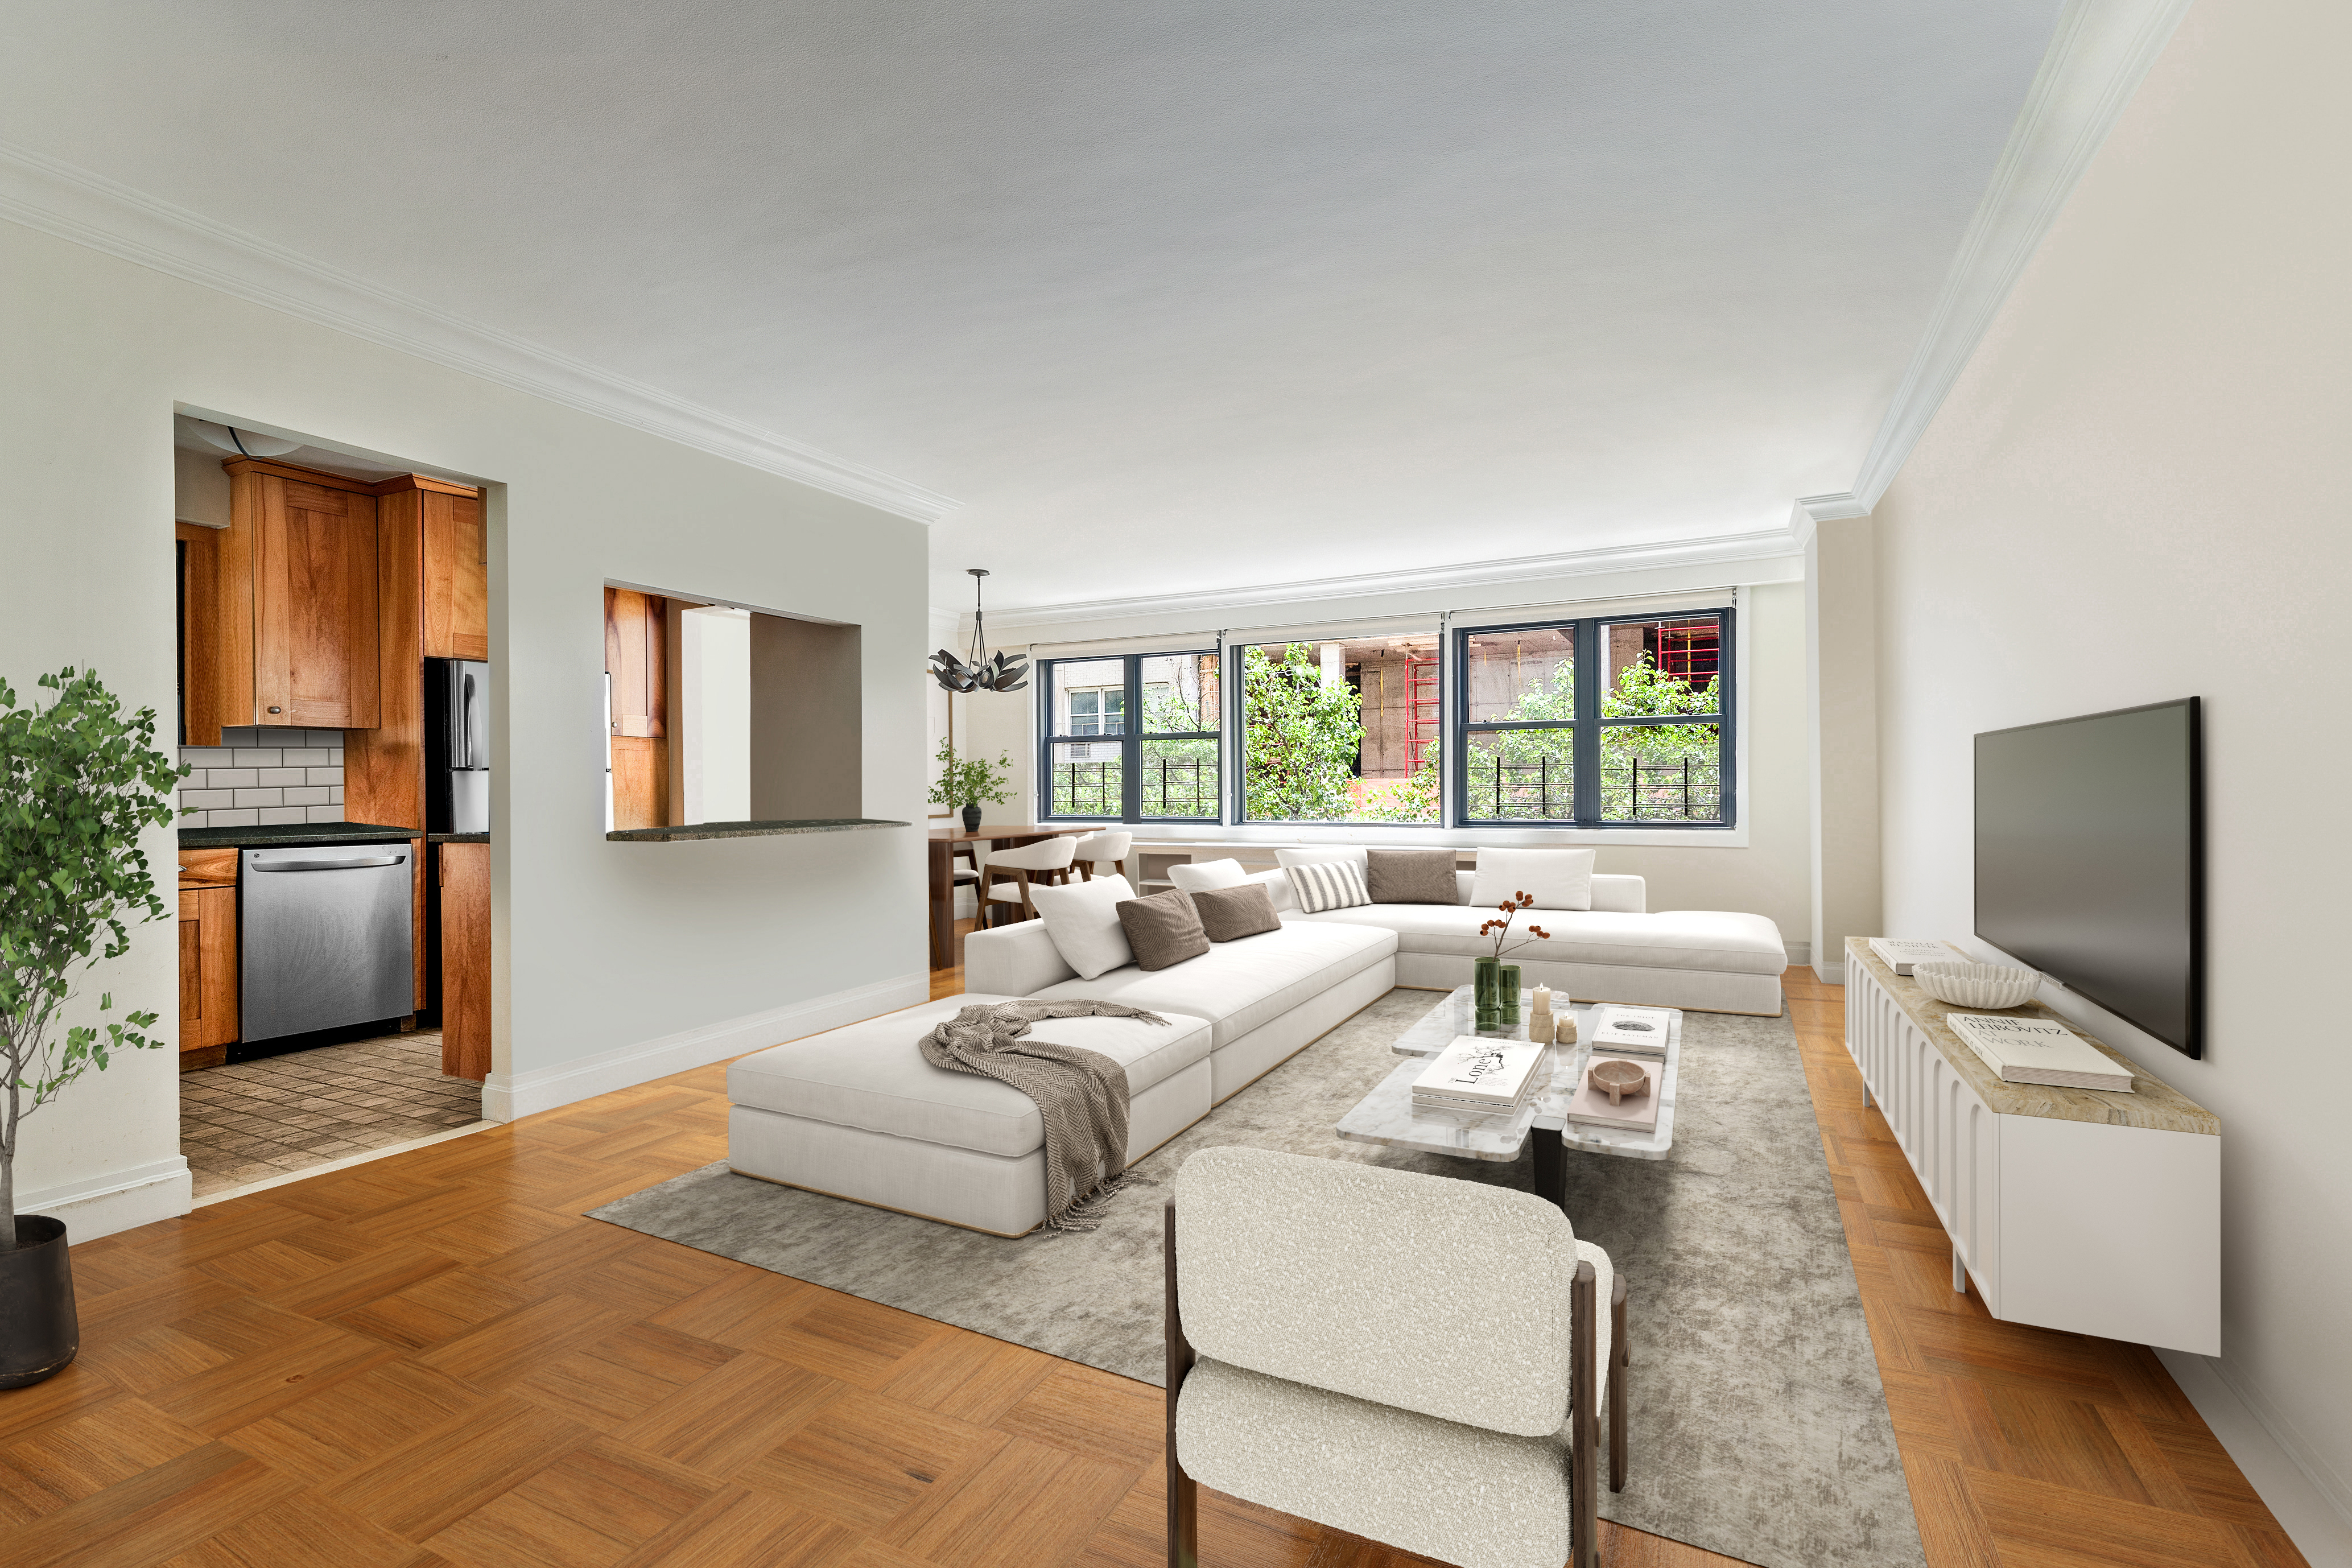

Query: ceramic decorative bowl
[1911,960,2039,1010]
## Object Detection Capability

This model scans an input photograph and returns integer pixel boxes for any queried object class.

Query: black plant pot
[0,1216,78,1389]
[961,804,983,831]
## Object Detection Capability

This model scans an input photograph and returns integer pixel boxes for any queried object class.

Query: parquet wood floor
[0,965,2298,1567]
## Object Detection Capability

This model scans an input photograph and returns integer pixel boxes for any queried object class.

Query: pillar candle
[1531,984,1552,1016]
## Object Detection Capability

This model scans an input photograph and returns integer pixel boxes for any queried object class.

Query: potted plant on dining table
[929,739,1015,832]
[1475,893,1552,1033]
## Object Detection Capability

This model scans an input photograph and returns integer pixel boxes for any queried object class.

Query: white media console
[1843,939,2220,1355]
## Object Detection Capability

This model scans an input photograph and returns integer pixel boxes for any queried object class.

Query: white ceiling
[6,1,2065,612]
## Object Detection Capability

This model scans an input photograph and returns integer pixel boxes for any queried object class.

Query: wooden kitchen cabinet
[176,851,238,1069]
[422,486,488,660]
[207,459,382,730]
[605,587,669,830]
[438,841,490,1082]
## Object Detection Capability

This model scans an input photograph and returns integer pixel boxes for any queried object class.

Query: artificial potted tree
[929,738,1014,832]
[1,669,180,1389]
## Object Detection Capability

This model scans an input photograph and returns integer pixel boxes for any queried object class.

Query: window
[1455,610,1731,827]
[1041,651,1220,822]
[1236,636,1440,824]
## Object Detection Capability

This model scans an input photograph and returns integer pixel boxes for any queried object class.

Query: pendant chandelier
[930,568,1029,694]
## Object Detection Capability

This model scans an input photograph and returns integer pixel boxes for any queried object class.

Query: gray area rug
[589,989,1925,1568]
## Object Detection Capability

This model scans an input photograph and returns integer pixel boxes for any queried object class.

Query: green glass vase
[1499,965,1523,1026]
[1473,956,1503,1031]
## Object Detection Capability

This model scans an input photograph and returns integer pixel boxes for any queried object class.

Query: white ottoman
[727,993,1215,1236]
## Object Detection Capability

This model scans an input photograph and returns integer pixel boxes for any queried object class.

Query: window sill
[1109,823,1751,850]
[607,818,910,842]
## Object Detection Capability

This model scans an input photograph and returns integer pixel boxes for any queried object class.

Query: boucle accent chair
[1165,1147,1627,1568]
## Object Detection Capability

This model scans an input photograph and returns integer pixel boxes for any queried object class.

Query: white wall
[679,606,750,824]
[1806,516,1880,984]
[962,564,1814,953]
[1873,0,2351,1536]
[0,219,930,1236]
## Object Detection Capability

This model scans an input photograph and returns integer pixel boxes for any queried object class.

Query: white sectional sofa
[727,917,1397,1233]
[1232,865,1787,1017]
[724,849,1782,1234]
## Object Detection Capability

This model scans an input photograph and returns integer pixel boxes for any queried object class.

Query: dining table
[928,824,1096,971]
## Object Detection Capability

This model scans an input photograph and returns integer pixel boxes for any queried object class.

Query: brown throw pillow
[1189,882,1282,942]
[1365,848,1458,905]
[1115,888,1211,971]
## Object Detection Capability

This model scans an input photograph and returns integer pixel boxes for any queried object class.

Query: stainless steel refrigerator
[426,657,490,835]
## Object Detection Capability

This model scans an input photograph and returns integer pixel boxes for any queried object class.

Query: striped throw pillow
[1285,859,1371,913]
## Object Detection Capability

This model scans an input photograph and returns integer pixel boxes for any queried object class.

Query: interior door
[255,474,381,728]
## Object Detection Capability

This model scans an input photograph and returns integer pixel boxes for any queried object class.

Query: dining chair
[1069,830,1133,882]
[980,835,1079,925]
[1166,1145,1626,1568]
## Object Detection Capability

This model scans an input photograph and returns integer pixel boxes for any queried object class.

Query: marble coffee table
[1335,986,1682,1207]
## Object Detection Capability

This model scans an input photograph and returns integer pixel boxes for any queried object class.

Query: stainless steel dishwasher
[239,844,415,1043]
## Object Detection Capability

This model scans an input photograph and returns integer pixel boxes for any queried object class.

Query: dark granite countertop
[429,832,490,844]
[606,818,911,843]
[179,822,419,849]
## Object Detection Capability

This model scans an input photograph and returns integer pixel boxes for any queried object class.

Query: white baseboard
[1784,939,1812,968]
[2156,1348,2352,1566]
[19,1157,192,1244]
[1812,960,1847,985]
[482,972,932,1122]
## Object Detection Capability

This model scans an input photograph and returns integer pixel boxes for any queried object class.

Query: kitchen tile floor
[179,1029,484,1198]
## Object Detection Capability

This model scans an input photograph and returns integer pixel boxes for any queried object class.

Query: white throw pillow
[1029,874,1138,979]
[1248,866,1302,915]
[1286,859,1372,914]
[1274,845,1368,870]
[1167,859,1249,893]
[1470,848,1596,911]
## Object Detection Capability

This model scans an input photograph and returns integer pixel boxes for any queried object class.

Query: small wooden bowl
[1587,1059,1649,1105]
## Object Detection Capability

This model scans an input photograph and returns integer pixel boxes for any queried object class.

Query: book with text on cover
[1868,937,1965,976]
[1410,1037,1547,1111]
[1946,1014,2135,1093]
[1588,1005,1673,1058]
[1566,1055,1660,1133]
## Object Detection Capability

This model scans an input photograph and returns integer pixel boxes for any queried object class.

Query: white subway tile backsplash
[256,806,308,825]
[218,727,258,746]
[328,748,345,765]
[303,804,345,823]
[181,788,234,811]
[307,767,343,786]
[282,786,328,806]
[182,748,232,769]
[257,768,306,787]
[205,768,258,789]
[232,749,283,768]
[280,749,329,766]
[327,787,344,804]
[232,788,283,808]
[207,807,259,827]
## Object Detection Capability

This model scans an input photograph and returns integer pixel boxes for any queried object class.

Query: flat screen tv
[1974,697,2203,1058]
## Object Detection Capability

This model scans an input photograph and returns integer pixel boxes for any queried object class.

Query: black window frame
[1451,609,1735,830]
[1038,650,1222,824]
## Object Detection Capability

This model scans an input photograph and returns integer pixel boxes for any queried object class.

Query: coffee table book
[1566,1055,1660,1133]
[1588,1005,1672,1058]
[1410,1038,1546,1112]
[1866,936,1962,976]
[1946,1013,2135,1092]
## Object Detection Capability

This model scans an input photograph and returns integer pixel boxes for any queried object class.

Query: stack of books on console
[1587,1005,1673,1059]
[1867,937,1963,976]
[1946,1014,2135,1093]
[1411,1037,1548,1117]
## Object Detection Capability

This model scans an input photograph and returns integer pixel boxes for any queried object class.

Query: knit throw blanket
[919,1000,1170,1231]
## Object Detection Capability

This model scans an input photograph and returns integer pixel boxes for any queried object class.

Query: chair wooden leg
[1020,876,1038,921]
[1610,1273,1628,1493]
[1166,1201,1199,1568]
[1570,1260,1598,1568]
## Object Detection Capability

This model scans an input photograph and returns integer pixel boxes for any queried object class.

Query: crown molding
[1788,490,1868,552]
[1850,0,2194,507]
[984,523,1806,628]
[0,139,957,523]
